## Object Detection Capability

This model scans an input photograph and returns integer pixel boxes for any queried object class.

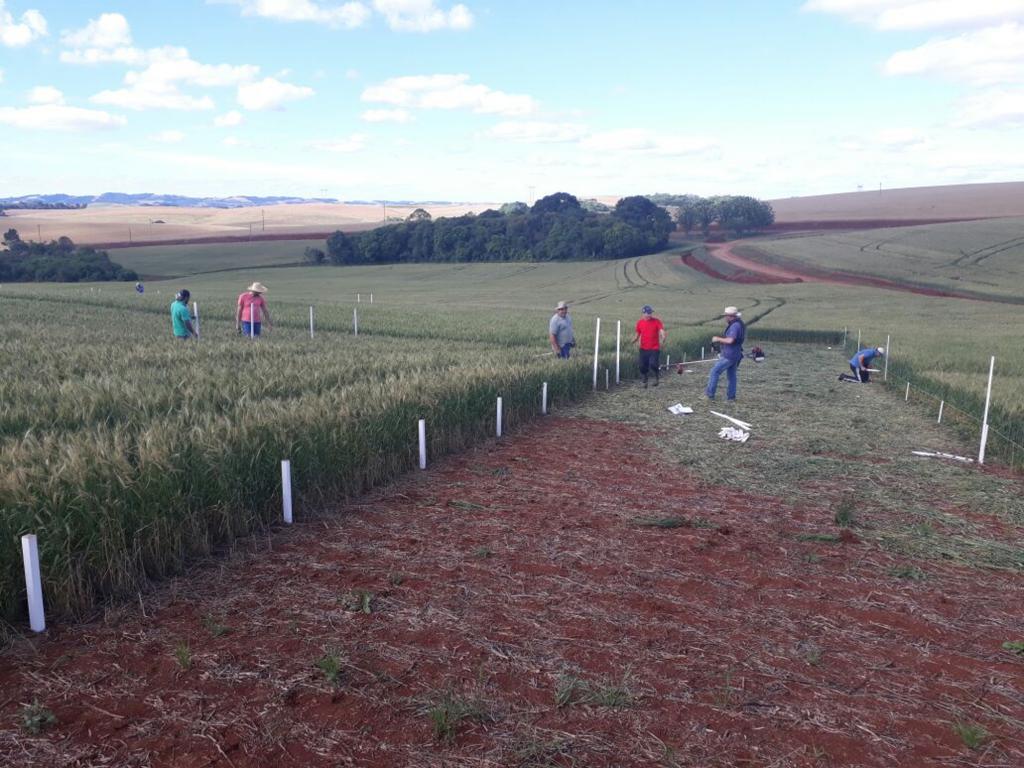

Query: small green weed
[472,546,493,559]
[20,700,57,735]
[554,674,633,709]
[426,692,494,743]
[201,615,231,637]
[833,499,856,528]
[388,572,405,586]
[173,641,192,671]
[1002,640,1024,655]
[798,533,841,543]
[448,499,485,511]
[891,564,927,581]
[346,589,374,614]
[952,721,988,750]
[637,516,717,530]
[315,650,344,685]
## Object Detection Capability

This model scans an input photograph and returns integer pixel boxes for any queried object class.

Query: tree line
[1,229,138,283]
[647,194,775,236]
[304,193,676,266]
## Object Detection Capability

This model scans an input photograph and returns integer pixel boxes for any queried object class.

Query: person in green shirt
[171,289,198,340]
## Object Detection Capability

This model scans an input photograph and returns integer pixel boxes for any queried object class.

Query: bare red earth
[2,417,1022,767]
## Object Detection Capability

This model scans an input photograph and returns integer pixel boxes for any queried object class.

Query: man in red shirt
[633,304,666,388]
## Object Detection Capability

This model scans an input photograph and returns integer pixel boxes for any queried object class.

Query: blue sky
[2,0,1023,201]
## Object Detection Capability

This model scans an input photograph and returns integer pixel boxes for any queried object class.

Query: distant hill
[768,181,1024,222]
[0,193,342,209]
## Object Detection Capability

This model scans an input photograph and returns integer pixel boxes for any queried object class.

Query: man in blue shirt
[705,306,745,401]
[171,289,198,340]
[548,301,576,358]
[841,346,885,382]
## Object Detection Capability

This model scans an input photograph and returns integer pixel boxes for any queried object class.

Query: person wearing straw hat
[549,300,576,358]
[633,304,665,388]
[840,345,885,383]
[236,282,273,337]
[705,306,745,401]
[171,289,198,340]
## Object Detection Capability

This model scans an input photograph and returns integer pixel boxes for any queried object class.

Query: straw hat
[247,282,268,293]
[555,301,569,310]
[723,306,739,316]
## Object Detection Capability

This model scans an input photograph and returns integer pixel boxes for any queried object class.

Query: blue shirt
[849,348,878,367]
[721,319,745,361]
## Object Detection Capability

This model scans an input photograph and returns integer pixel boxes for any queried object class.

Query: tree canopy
[0,230,138,283]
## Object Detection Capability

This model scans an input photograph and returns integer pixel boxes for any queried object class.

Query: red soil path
[2,417,1022,767]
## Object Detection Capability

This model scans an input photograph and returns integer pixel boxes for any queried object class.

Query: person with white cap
[633,304,665,388]
[549,300,576,358]
[705,306,745,401]
[236,282,273,337]
[841,345,885,383]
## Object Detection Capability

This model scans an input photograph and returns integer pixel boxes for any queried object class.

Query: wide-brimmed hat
[723,306,739,316]
[247,282,268,293]
[555,301,569,310]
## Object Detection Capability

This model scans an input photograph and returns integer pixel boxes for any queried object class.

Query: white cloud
[221,0,371,28]
[0,103,125,131]
[885,22,1024,84]
[874,127,926,146]
[362,74,537,116]
[223,135,246,146]
[485,121,587,143]
[0,68,4,83]
[151,129,185,143]
[61,12,131,48]
[802,0,1024,30]
[237,76,314,110]
[581,129,716,155]
[214,109,244,126]
[361,107,411,122]
[308,134,367,152]
[345,68,360,79]
[954,87,1024,125]
[0,1,46,46]
[372,0,473,31]
[27,85,63,105]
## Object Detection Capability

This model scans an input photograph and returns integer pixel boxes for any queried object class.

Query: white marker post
[309,306,315,339]
[905,382,910,401]
[615,321,621,384]
[353,307,359,336]
[978,356,995,465]
[883,335,890,381]
[605,368,609,390]
[857,329,861,350]
[192,301,200,338]
[21,534,45,633]
[357,293,361,303]
[497,396,504,437]
[843,326,848,347]
[701,346,705,360]
[938,400,944,424]
[592,318,601,391]
[281,460,293,524]
[542,382,548,415]
[250,301,258,340]
[666,354,671,370]
[418,419,427,469]
[370,293,373,304]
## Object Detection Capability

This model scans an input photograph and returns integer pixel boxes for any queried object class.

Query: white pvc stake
[592,318,601,391]
[666,354,671,369]
[884,335,890,381]
[615,321,621,384]
[21,534,45,633]
[418,419,427,469]
[370,293,373,304]
[353,307,359,336]
[357,293,361,303]
[192,300,200,338]
[857,329,861,350]
[979,356,995,465]
[281,460,293,524]
[542,382,548,415]
[605,368,609,390]
[701,346,705,360]
[250,301,258,340]
[496,396,503,438]
[938,400,944,424]
[843,326,848,346]
[905,382,910,401]
[309,306,314,339]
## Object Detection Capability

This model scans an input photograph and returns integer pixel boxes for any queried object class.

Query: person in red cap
[633,305,665,388]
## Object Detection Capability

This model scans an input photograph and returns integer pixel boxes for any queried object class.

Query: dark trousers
[639,349,660,379]
[852,363,869,382]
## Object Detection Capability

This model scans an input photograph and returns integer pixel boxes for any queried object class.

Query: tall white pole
[857,329,861,350]
[884,335,890,381]
[496,397,503,437]
[938,400,944,424]
[615,321,621,384]
[281,460,293,524]
[21,534,45,633]
[979,356,995,465]
[250,300,258,340]
[905,382,910,401]
[192,301,200,338]
[309,306,314,339]
[357,293,361,303]
[542,382,548,415]
[605,369,609,390]
[370,293,373,304]
[701,346,705,360]
[418,419,427,469]
[353,307,359,336]
[592,318,601,390]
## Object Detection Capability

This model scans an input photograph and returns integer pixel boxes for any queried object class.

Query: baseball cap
[642,305,653,314]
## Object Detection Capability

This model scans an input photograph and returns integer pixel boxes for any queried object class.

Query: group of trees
[0,229,138,282]
[648,194,775,236]
[304,193,675,266]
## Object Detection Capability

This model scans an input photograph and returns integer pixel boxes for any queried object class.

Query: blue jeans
[706,356,741,400]
[557,343,573,358]
[639,349,660,377]
[242,321,262,337]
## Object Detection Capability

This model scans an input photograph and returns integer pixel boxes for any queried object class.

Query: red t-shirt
[237,292,267,323]
[635,317,664,350]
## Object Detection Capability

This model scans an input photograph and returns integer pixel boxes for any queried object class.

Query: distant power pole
[383,201,387,222]
[261,208,265,231]
[528,186,535,205]
[37,224,41,241]
[128,225,132,243]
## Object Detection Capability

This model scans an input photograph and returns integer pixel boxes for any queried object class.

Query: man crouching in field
[171,290,198,340]
[840,346,885,383]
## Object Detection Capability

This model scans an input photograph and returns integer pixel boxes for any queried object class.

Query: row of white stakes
[18,383,552,634]
[185,302,364,340]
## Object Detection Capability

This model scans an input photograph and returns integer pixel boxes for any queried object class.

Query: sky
[1,0,1024,202]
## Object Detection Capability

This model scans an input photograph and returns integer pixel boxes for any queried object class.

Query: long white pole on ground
[615,321,621,384]
[542,382,548,415]
[979,356,995,465]
[496,396,503,437]
[192,300,200,338]
[309,306,314,339]
[21,534,45,633]
[592,318,601,390]
[353,307,359,336]
[418,419,427,469]
[883,335,890,381]
[281,460,293,524]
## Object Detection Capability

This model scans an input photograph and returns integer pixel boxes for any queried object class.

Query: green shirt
[171,300,192,337]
